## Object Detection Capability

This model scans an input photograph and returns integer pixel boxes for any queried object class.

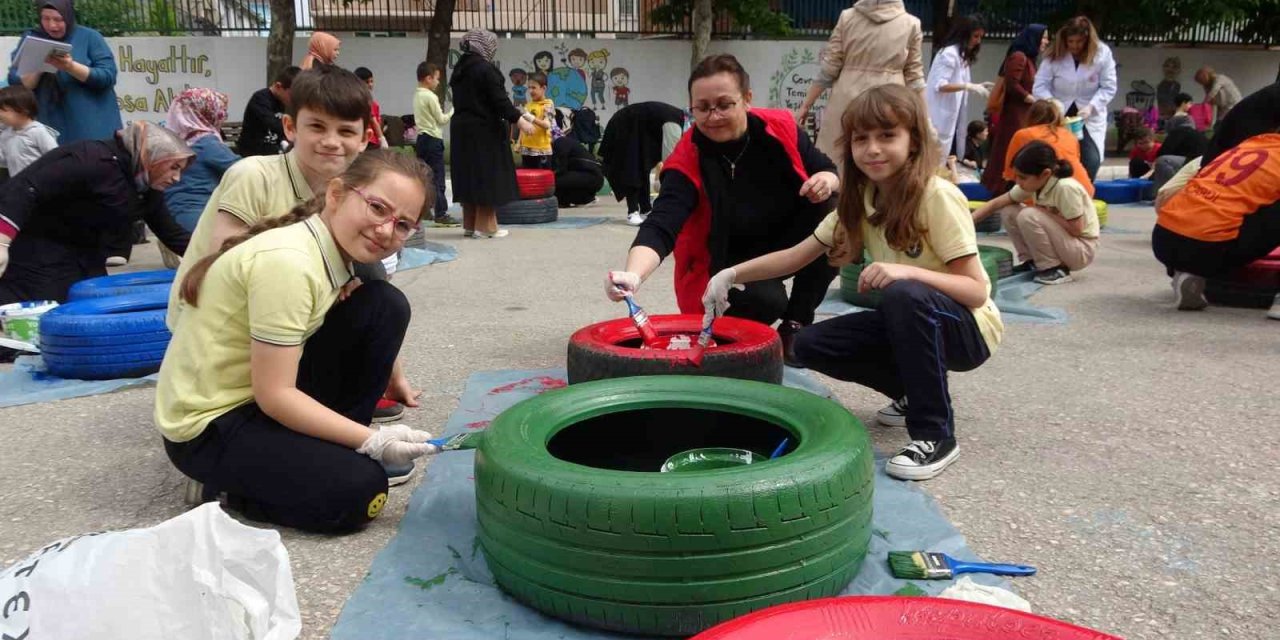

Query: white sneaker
[473,229,509,239]
[626,212,646,226]
[105,256,128,267]
[1268,294,1280,321]
[1171,271,1207,310]
[876,396,907,427]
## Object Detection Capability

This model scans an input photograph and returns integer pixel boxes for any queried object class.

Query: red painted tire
[566,314,783,385]
[690,596,1121,640]
[1205,252,1280,308]
[515,168,555,199]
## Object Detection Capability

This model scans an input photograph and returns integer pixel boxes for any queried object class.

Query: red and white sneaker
[372,398,405,424]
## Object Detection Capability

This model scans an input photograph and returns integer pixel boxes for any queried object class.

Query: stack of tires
[38,270,175,380]
[497,169,559,224]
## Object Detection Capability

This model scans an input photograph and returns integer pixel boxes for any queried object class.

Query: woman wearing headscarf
[164,88,240,232]
[794,0,924,163]
[981,24,1048,194]
[1033,16,1117,182]
[0,122,193,305]
[925,16,990,167]
[300,32,341,70]
[5,0,122,145]
[449,29,536,238]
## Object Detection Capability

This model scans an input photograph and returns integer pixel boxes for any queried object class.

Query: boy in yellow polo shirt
[516,72,554,168]
[157,151,438,532]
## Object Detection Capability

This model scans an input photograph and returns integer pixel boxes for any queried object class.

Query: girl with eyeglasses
[155,150,440,533]
[605,54,841,367]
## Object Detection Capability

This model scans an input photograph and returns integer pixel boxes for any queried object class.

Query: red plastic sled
[690,596,1121,640]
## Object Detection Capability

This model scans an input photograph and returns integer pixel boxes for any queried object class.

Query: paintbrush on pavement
[887,551,1036,580]
[426,432,484,451]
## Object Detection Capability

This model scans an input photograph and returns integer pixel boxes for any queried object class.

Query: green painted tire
[839,246,1004,309]
[475,376,874,637]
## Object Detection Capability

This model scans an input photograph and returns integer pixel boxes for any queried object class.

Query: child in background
[973,140,1099,284]
[0,85,58,179]
[961,120,987,171]
[1128,127,1161,178]
[517,72,554,169]
[355,67,388,149]
[699,84,1002,481]
[414,61,457,226]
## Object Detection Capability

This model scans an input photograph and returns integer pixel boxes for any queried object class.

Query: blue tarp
[331,367,1007,640]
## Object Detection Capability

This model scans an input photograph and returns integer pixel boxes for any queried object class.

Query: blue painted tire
[1094,181,1141,204]
[67,282,172,301]
[38,330,172,349]
[67,270,176,301]
[43,357,164,380]
[39,338,171,357]
[957,182,992,200]
[39,291,168,338]
[43,347,168,368]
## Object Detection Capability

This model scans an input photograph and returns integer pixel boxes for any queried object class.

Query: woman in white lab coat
[925,16,990,166]
[1033,16,1116,181]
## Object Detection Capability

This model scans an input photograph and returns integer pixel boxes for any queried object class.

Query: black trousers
[0,235,104,305]
[725,254,837,327]
[625,190,651,215]
[1129,157,1152,179]
[793,280,989,441]
[415,134,448,218]
[555,171,603,207]
[521,154,551,169]
[163,280,411,533]
[1152,201,1280,278]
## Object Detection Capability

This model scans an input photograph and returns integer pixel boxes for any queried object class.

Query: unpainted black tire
[496,196,558,224]
[475,376,874,637]
[566,314,782,385]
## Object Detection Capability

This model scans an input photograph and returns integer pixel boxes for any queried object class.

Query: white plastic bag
[0,503,300,640]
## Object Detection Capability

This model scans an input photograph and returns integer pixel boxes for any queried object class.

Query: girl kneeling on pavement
[700,84,1003,480]
[155,150,439,532]
[973,141,1099,284]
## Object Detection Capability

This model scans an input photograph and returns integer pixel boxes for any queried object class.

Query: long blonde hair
[1047,16,1099,66]
[833,84,938,261]
[180,150,432,306]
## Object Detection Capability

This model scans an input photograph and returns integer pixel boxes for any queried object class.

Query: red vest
[661,108,811,313]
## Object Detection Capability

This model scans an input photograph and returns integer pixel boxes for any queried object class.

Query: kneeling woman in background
[155,150,440,533]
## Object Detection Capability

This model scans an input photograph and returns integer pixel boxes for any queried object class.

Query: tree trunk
[266,0,296,86]
[427,0,457,102]
[930,0,955,57]
[690,0,714,71]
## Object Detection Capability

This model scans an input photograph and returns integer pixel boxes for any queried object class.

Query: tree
[649,0,791,71]
[425,0,456,102]
[978,0,1276,47]
[266,0,295,86]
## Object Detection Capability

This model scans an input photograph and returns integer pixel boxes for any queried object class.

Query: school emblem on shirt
[367,492,388,518]
[906,242,923,258]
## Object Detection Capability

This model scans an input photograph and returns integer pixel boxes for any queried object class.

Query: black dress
[600,102,685,205]
[449,53,523,206]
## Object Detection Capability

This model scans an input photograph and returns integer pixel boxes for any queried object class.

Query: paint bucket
[1065,116,1084,140]
[0,300,58,348]
[659,447,758,473]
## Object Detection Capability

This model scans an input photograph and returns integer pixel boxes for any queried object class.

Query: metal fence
[0,0,1268,46]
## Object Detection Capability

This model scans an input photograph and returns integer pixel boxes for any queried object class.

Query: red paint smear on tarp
[487,376,567,395]
[464,420,490,430]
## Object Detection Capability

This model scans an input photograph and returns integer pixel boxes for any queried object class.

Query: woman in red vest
[603,54,841,366]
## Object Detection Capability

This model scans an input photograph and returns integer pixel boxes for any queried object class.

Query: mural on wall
[516,44,629,112]
[115,43,214,115]
[768,47,827,140]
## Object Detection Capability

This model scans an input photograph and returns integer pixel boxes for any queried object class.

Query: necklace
[721,132,751,179]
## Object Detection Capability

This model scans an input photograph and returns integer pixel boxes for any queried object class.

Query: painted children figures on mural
[612,68,631,107]
[589,49,610,110]
[509,68,528,107]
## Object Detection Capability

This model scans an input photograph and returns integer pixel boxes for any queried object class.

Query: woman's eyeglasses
[691,100,740,119]
[349,186,418,239]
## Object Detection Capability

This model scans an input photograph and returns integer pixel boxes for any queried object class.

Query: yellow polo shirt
[155,216,351,443]
[168,151,314,329]
[813,176,1004,354]
[1008,176,1099,239]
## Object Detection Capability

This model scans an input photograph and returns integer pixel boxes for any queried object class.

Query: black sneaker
[433,214,462,227]
[1034,266,1073,285]
[383,460,417,486]
[1011,260,1035,274]
[776,320,805,369]
[876,396,908,427]
[885,438,959,481]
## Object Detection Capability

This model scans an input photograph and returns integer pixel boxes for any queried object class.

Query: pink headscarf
[165,88,229,144]
[302,32,340,70]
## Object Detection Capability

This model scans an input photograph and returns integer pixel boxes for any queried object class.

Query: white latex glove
[517,118,537,136]
[701,268,743,328]
[606,270,641,302]
[1077,105,1094,119]
[0,241,8,279]
[357,424,439,466]
[965,83,991,98]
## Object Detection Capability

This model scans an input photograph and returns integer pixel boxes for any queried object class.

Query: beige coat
[814,0,924,162]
